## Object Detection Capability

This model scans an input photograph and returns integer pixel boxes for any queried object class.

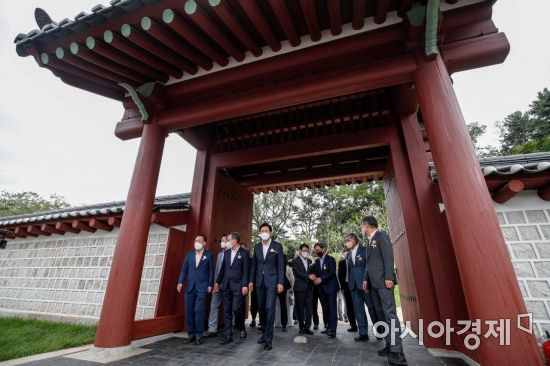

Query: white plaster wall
[0,223,168,324]
[494,190,550,341]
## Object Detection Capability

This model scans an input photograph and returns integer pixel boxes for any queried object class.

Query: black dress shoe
[387,352,407,365]
[203,331,216,338]
[320,329,328,334]
[250,320,256,327]
[264,342,272,350]
[377,346,391,356]
[281,326,287,332]
[304,329,314,335]
[220,337,233,345]
[298,329,305,334]
[258,327,265,333]
[313,325,319,330]
[240,329,247,341]
[195,338,203,345]
[347,327,358,332]
[328,331,336,338]
[354,334,369,342]
[184,336,196,343]
[257,337,266,344]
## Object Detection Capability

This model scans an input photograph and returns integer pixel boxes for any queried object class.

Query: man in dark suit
[309,242,338,338]
[337,249,358,333]
[177,234,214,345]
[362,216,407,366]
[214,232,250,344]
[248,223,285,350]
[345,233,381,342]
[291,243,314,335]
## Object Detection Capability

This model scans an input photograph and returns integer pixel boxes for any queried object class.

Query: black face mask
[315,251,323,256]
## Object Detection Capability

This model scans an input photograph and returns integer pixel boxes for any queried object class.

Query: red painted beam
[27,225,47,237]
[41,224,64,235]
[13,227,28,238]
[352,0,366,29]
[72,220,96,233]
[108,217,122,228]
[268,0,300,47]
[538,184,550,201]
[55,222,80,234]
[89,219,114,232]
[374,0,390,25]
[492,179,525,204]
[327,0,342,36]
[132,315,184,340]
[238,0,281,52]
[209,1,262,57]
[159,55,416,131]
[299,0,321,42]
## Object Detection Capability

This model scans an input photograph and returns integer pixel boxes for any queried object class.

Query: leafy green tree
[252,191,296,247]
[0,191,70,217]
[497,111,532,154]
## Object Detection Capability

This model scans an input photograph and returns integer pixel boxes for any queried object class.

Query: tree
[497,111,532,154]
[252,191,296,246]
[467,122,501,158]
[0,191,71,217]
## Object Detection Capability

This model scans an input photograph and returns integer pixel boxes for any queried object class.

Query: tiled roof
[430,152,550,181]
[14,0,163,57]
[0,192,190,227]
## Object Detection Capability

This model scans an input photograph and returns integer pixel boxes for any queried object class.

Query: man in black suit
[337,249,358,333]
[309,242,338,338]
[362,216,407,366]
[248,223,285,350]
[214,232,250,344]
[291,243,314,335]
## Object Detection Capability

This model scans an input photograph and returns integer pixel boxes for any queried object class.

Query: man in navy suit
[214,232,250,344]
[345,233,380,342]
[309,242,338,338]
[177,234,214,345]
[248,223,285,350]
[362,216,407,366]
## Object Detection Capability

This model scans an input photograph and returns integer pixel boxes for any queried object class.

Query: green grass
[0,317,96,361]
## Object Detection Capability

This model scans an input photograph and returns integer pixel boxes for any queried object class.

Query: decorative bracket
[118,81,157,122]
[407,0,441,58]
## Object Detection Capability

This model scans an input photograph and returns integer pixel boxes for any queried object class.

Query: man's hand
[242,286,249,296]
[308,274,317,281]
[207,286,213,293]
[213,283,220,293]
[362,281,368,292]
[277,284,284,293]
[385,279,394,289]
[248,282,254,292]
[177,283,183,293]
[314,278,322,285]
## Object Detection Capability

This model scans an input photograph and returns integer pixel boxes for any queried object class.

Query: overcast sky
[1,1,549,206]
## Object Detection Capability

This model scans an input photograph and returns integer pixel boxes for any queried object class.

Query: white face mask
[194,242,204,251]
[220,241,227,249]
[259,232,270,241]
[345,241,353,249]
[300,251,309,258]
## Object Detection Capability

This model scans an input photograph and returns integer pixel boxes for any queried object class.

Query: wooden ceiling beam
[210,0,262,57]
[27,225,48,237]
[55,222,80,234]
[493,179,524,204]
[72,220,96,233]
[69,42,149,84]
[85,36,167,82]
[120,24,194,75]
[184,0,244,62]
[103,30,182,78]
[374,0,390,25]
[89,219,114,232]
[141,17,212,70]
[238,0,281,52]
[299,0,321,42]
[13,227,28,238]
[327,0,342,36]
[268,0,300,47]
[352,0,366,29]
[108,217,122,228]
[162,9,228,67]
[41,224,64,235]
[397,0,414,18]
[537,184,550,201]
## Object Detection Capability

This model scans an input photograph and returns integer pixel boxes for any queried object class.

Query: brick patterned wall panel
[0,223,169,324]
[495,190,550,342]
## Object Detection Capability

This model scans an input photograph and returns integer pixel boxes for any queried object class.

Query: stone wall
[0,223,168,324]
[495,190,550,341]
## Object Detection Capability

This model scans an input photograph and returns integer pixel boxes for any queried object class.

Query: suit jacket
[214,250,225,279]
[337,257,348,290]
[292,256,312,292]
[363,230,396,289]
[178,249,214,294]
[315,254,339,294]
[216,247,250,292]
[347,245,368,291]
[250,240,285,289]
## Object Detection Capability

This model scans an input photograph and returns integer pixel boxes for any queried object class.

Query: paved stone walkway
[20,323,470,366]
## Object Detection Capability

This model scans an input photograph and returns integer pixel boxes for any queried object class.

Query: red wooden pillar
[95,121,166,348]
[415,55,542,366]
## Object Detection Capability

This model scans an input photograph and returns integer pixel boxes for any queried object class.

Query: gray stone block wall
[495,191,550,342]
[0,224,169,324]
